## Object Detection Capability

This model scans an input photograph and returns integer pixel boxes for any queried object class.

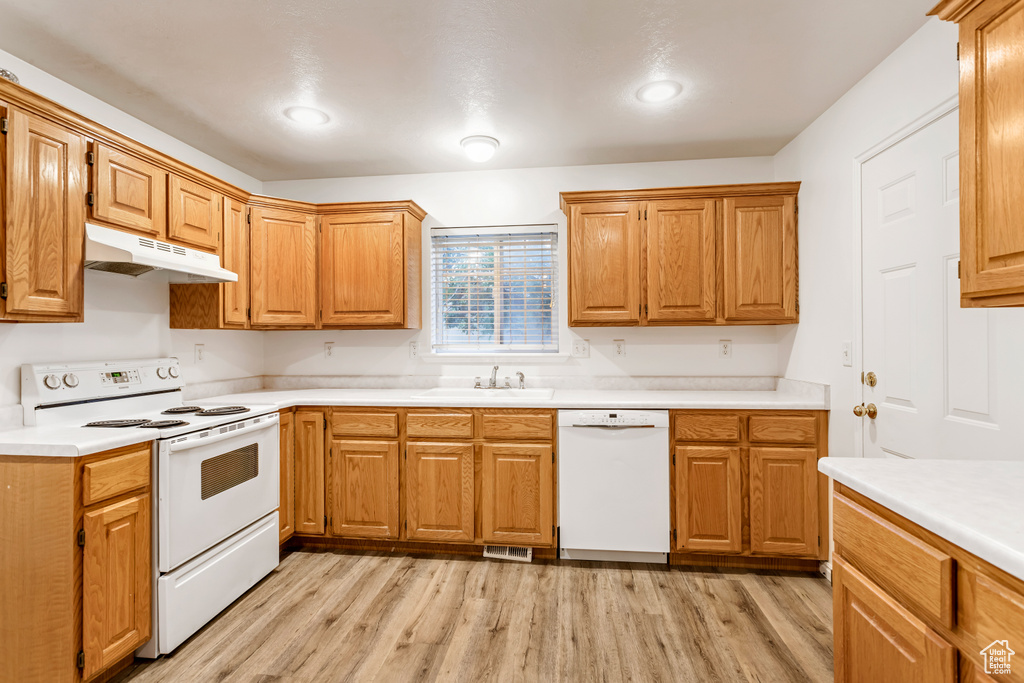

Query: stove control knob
[62,373,79,388]
[156,367,168,380]
[168,366,179,379]
[44,374,62,390]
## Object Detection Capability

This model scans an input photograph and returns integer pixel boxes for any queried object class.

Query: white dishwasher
[558,410,670,563]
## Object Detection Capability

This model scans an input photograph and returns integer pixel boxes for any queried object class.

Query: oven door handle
[167,415,279,452]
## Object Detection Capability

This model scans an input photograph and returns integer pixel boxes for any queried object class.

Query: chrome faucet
[489,365,499,389]
[516,371,525,389]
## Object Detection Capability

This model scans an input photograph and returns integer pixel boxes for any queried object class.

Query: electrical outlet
[614,339,626,356]
[841,341,853,367]
[324,342,335,358]
[194,344,205,363]
[409,341,419,359]
[718,340,732,359]
[571,339,590,358]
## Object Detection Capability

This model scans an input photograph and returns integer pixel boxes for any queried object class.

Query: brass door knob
[853,403,878,419]
[853,404,865,417]
[865,371,877,387]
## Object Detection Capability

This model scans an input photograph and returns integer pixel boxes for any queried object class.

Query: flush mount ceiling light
[636,80,682,104]
[284,106,329,126]
[460,135,500,162]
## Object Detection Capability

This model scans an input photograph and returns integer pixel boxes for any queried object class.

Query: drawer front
[974,574,1024,682]
[406,411,474,439]
[480,412,553,441]
[83,445,151,506]
[833,493,954,627]
[748,415,817,444]
[331,411,399,438]
[674,413,742,442]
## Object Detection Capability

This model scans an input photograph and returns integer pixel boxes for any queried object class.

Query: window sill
[419,352,573,365]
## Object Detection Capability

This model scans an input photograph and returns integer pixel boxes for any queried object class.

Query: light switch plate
[842,341,853,367]
[194,344,205,363]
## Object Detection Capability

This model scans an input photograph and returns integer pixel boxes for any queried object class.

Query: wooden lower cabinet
[481,443,553,546]
[674,446,742,553]
[294,410,326,535]
[749,447,818,556]
[405,442,475,542]
[278,410,295,543]
[328,439,400,539]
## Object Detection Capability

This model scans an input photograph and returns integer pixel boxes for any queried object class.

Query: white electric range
[21,358,281,658]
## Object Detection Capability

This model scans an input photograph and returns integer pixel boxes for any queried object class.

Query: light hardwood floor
[120,549,833,682]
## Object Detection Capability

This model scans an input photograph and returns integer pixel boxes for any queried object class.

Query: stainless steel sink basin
[414,387,555,400]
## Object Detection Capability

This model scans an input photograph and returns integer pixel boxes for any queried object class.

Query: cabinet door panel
[481,443,553,547]
[646,199,717,322]
[674,446,742,552]
[91,143,167,238]
[3,107,85,319]
[405,442,475,542]
[329,440,400,539]
[83,493,151,680]
[722,195,797,322]
[279,411,295,543]
[321,212,405,326]
[833,557,955,683]
[250,207,317,327]
[294,410,325,535]
[568,201,641,325]
[168,174,221,252]
[221,198,249,327]
[750,447,817,556]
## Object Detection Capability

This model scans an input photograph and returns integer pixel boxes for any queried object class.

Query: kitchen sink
[414,387,555,400]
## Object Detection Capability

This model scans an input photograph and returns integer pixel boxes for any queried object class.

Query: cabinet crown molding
[928,0,987,21]
[558,181,801,213]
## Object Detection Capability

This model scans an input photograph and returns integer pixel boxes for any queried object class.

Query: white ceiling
[0,0,935,181]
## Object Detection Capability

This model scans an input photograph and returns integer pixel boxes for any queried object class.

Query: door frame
[851,95,959,457]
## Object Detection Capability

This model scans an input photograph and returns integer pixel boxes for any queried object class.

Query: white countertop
[819,457,1024,582]
[0,385,826,457]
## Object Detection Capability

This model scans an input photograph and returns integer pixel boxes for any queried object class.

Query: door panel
[329,439,400,539]
[221,198,249,327]
[405,442,475,542]
[749,447,817,556]
[167,174,221,252]
[294,410,325,535]
[3,107,85,319]
[279,411,295,543]
[568,201,641,325]
[674,446,742,553]
[83,493,151,680]
[250,207,317,327]
[321,212,405,326]
[646,199,717,322]
[481,443,553,546]
[91,143,167,238]
[722,195,797,322]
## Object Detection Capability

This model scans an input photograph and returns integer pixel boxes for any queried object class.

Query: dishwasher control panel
[558,409,670,428]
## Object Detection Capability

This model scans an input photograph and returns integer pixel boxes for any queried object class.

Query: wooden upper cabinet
[1,105,85,321]
[221,198,249,327]
[481,443,553,547]
[930,0,1024,306]
[405,442,475,542]
[90,142,167,239]
[328,439,400,539]
[674,445,743,553]
[568,201,642,325]
[646,198,717,323]
[250,206,318,328]
[722,195,798,323]
[82,493,151,680]
[167,174,222,253]
[833,557,956,683]
[294,410,326,535]
[320,211,408,327]
[749,447,818,557]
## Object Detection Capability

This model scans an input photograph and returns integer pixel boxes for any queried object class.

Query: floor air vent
[483,546,533,563]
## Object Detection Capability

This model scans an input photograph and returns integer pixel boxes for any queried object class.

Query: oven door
[158,412,280,572]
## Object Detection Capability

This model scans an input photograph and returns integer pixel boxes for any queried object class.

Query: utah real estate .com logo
[981,639,1015,676]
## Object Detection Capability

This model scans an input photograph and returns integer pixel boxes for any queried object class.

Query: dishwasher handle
[569,423,658,430]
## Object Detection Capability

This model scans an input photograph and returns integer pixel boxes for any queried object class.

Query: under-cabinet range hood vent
[84,223,238,283]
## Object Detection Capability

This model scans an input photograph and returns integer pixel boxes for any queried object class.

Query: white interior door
[861,110,1024,460]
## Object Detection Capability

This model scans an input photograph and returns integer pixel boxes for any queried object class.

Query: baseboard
[288,535,558,560]
[669,552,822,572]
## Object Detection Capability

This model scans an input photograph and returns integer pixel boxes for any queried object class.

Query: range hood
[84,223,238,283]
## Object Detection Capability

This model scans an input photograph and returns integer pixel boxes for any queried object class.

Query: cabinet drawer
[480,412,553,441]
[748,415,817,444]
[406,411,474,439]
[331,411,399,438]
[82,445,151,506]
[834,493,954,627]
[674,413,741,442]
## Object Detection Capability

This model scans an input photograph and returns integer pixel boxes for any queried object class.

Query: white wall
[263,157,784,380]
[773,19,959,458]
[0,48,265,412]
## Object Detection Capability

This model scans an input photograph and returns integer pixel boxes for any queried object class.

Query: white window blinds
[430,227,558,353]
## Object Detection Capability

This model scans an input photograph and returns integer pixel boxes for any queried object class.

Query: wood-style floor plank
[118,550,834,683]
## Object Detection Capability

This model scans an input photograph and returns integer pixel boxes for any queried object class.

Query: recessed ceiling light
[636,80,682,104]
[284,106,329,126]
[460,135,500,162]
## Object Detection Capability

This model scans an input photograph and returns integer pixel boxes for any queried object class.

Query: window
[430,226,558,353]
